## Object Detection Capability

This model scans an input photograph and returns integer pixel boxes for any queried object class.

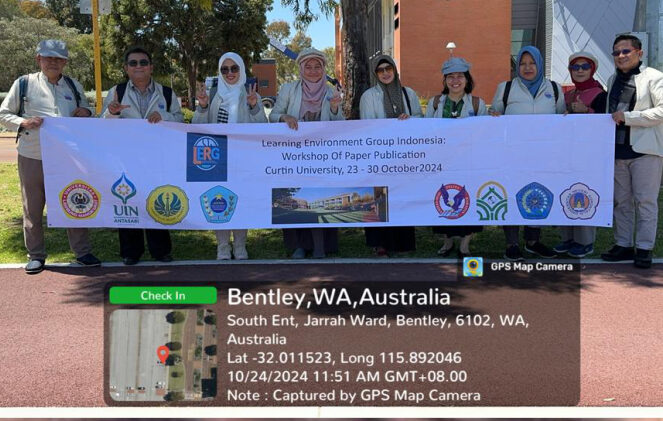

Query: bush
[182,107,194,123]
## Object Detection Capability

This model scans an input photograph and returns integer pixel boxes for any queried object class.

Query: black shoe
[25,259,45,274]
[634,248,652,269]
[156,254,173,263]
[504,245,524,261]
[75,253,101,267]
[123,257,139,266]
[600,245,634,262]
[524,241,556,258]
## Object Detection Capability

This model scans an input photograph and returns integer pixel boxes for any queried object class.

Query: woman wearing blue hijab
[489,45,566,261]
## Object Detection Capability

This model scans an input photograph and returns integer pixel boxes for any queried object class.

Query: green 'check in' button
[109,286,217,304]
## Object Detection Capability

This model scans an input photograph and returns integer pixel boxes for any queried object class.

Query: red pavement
[0,262,660,407]
[0,133,17,163]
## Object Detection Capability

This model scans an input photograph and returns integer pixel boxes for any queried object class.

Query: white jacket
[359,85,423,119]
[0,72,92,160]
[192,89,267,124]
[607,66,663,157]
[490,78,565,115]
[269,80,344,122]
[101,79,183,122]
[425,93,488,118]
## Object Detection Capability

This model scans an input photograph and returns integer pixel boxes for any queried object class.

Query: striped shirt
[216,105,229,123]
[130,80,155,118]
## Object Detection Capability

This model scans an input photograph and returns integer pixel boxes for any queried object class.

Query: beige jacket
[425,93,488,118]
[101,79,183,122]
[490,78,566,115]
[192,89,267,124]
[269,80,344,123]
[359,85,423,119]
[0,72,92,160]
[607,66,663,157]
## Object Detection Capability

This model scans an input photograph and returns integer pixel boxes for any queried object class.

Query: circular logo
[210,195,228,214]
[60,180,100,219]
[434,183,470,219]
[147,185,189,225]
[193,136,220,171]
[560,182,599,220]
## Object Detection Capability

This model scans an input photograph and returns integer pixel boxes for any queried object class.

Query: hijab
[516,46,544,98]
[567,53,604,108]
[298,49,327,120]
[372,54,405,118]
[216,52,246,124]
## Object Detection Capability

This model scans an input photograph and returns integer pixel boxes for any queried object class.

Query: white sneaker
[233,244,248,260]
[217,244,231,260]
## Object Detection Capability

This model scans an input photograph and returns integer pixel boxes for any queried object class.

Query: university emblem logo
[476,181,507,221]
[434,183,470,219]
[516,182,553,220]
[560,182,599,220]
[146,185,189,225]
[111,173,139,224]
[200,186,238,223]
[187,133,228,182]
[60,180,100,219]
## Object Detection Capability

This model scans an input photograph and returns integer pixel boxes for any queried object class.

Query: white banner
[41,115,615,229]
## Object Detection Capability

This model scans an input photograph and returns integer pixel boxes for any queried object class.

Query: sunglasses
[568,63,592,71]
[376,65,394,74]
[127,59,150,67]
[220,65,240,75]
[611,48,638,57]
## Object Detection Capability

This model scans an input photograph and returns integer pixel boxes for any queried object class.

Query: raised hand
[247,83,258,108]
[330,84,342,114]
[196,82,209,108]
[108,90,130,115]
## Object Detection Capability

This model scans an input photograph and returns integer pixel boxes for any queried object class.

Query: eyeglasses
[376,65,394,74]
[611,48,638,57]
[220,65,240,75]
[568,63,592,71]
[127,59,150,67]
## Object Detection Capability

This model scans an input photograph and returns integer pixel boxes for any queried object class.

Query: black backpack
[115,82,173,112]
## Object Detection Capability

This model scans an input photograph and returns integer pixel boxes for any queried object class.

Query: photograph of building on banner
[271,187,388,224]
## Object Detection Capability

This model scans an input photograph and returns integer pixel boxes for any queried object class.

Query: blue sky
[267,1,336,49]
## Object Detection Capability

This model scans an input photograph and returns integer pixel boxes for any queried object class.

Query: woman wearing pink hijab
[553,51,607,258]
[269,48,344,259]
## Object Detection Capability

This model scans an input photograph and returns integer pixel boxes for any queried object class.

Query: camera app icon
[463,257,483,277]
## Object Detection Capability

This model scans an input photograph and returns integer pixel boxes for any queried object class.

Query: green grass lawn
[0,162,661,262]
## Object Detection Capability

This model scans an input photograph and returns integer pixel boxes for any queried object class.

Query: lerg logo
[476,181,507,221]
[434,183,470,219]
[516,182,553,220]
[463,257,483,277]
[560,182,600,220]
[60,180,101,219]
[200,186,238,223]
[187,133,228,182]
[111,173,139,224]
[147,185,189,225]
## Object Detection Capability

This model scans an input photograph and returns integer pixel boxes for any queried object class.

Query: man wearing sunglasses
[0,39,101,274]
[101,46,183,266]
[601,34,663,269]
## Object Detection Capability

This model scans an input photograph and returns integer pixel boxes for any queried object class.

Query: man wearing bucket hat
[0,39,100,274]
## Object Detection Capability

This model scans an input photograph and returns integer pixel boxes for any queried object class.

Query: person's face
[569,58,592,83]
[302,58,323,83]
[124,52,153,83]
[375,63,395,84]
[519,53,537,81]
[444,72,467,95]
[37,55,67,79]
[613,39,642,72]
[220,58,240,84]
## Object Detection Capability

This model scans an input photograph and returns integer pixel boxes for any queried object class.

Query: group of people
[0,33,661,274]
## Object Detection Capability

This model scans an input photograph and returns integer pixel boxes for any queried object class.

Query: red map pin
[157,345,169,364]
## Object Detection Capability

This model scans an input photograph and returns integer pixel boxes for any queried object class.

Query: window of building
[394,17,399,30]
[260,80,269,88]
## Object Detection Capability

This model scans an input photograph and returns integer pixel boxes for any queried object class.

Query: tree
[281,0,370,119]
[164,391,184,401]
[44,0,92,33]
[264,20,313,86]
[101,0,271,109]
[166,310,186,324]
[0,0,23,20]
[322,46,336,79]
[20,1,54,19]
[0,16,94,91]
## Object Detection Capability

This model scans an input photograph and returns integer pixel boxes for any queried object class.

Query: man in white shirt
[0,39,101,274]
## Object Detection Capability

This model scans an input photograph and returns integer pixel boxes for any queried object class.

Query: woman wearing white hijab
[193,52,267,260]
